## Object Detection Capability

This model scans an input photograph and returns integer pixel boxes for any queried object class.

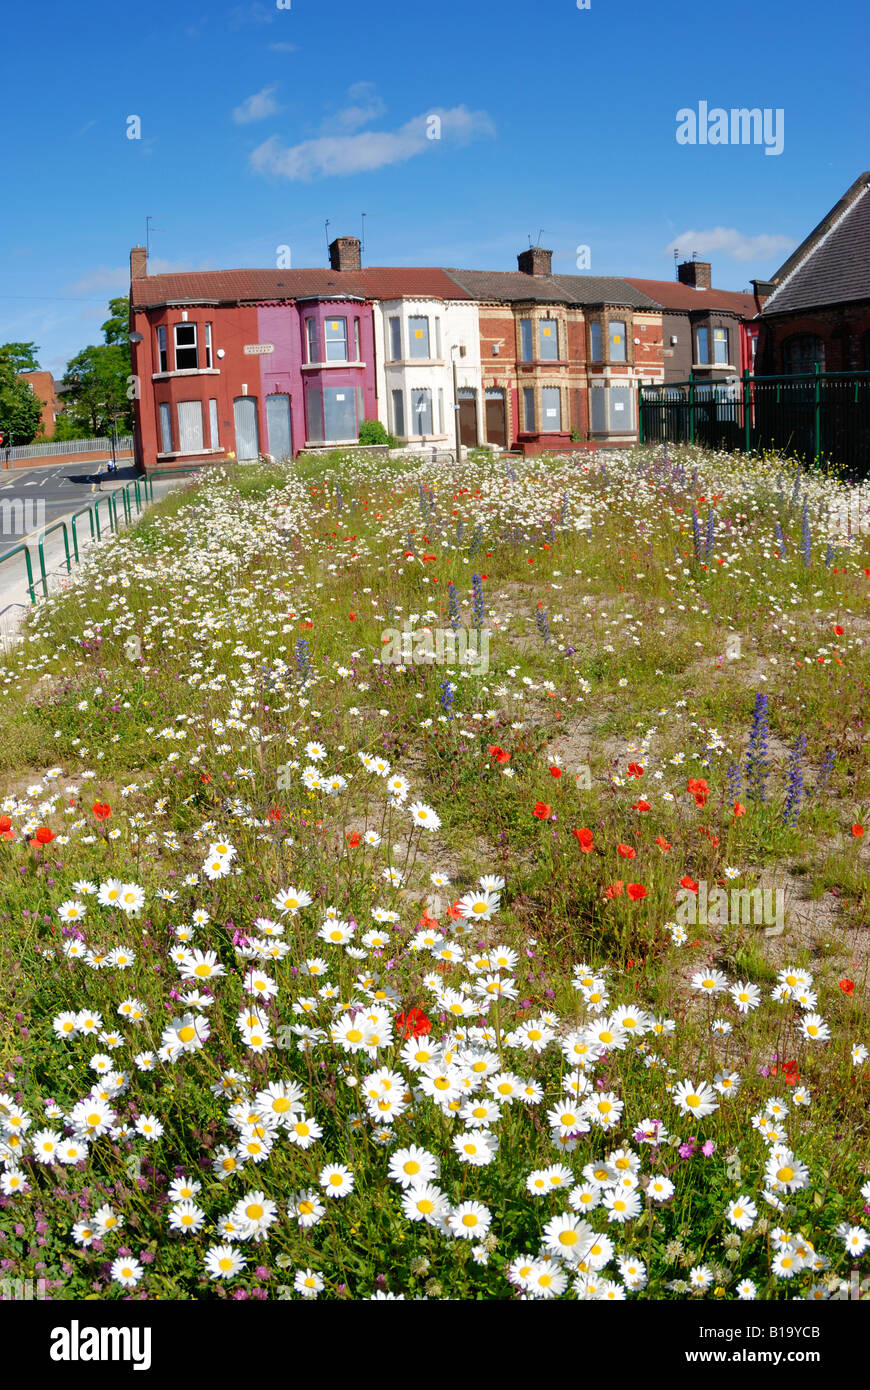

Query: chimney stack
[677,259,712,290]
[130,246,148,280]
[328,236,362,272]
[517,246,553,277]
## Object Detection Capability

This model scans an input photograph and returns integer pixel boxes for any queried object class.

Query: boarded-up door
[233,397,259,460]
[485,388,506,447]
[458,390,478,447]
[266,394,292,459]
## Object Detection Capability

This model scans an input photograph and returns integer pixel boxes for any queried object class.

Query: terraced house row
[128,237,761,472]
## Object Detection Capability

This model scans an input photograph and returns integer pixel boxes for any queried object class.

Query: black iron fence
[639,370,870,477]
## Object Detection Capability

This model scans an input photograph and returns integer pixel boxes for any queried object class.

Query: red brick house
[17,370,61,438]
[626,262,763,384]
[755,172,870,375]
[446,249,664,451]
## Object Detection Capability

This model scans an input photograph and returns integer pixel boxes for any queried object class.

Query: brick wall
[757,302,870,374]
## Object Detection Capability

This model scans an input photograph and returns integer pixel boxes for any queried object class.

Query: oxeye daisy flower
[448,1200,492,1240]
[204,1245,247,1280]
[110,1256,143,1288]
[319,1163,354,1198]
[672,1079,719,1118]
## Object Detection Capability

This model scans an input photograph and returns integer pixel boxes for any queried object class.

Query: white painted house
[369,274,483,454]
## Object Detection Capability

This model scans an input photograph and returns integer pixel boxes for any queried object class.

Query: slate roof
[444,269,660,308]
[762,173,870,315]
[625,278,760,318]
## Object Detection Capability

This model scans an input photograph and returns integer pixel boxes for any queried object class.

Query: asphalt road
[0,461,139,558]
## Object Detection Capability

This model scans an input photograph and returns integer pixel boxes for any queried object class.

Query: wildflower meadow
[1,444,868,1305]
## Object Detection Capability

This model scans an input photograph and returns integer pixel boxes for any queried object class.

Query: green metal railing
[0,542,38,604]
[37,521,72,598]
[639,368,870,477]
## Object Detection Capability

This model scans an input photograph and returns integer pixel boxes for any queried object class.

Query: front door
[266,394,292,460]
[485,389,506,447]
[458,390,478,447]
[233,397,259,461]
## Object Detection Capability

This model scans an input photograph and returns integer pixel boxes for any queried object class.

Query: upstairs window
[204,322,213,368]
[174,323,198,370]
[325,317,348,362]
[409,316,430,358]
[520,319,534,361]
[609,321,626,363]
[353,317,361,361]
[539,318,559,360]
[589,321,602,361]
[389,317,402,360]
[696,326,710,364]
[156,326,168,373]
[713,327,729,364]
[306,318,319,364]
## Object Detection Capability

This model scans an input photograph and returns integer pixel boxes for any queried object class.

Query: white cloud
[664,226,795,264]
[269,41,297,52]
[233,85,282,124]
[321,82,387,134]
[250,104,495,181]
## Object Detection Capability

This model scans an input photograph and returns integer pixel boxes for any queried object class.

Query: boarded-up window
[609,386,632,430]
[156,326,168,373]
[323,387,356,441]
[589,321,602,361]
[609,321,626,363]
[306,319,319,364]
[541,386,561,430]
[539,319,558,360]
[435,318,442,359]
[208,399,219,449]
[177,400,204,453]
[409,317,430,358]
[325,317,348,362]
[354,318,361,360]
[438,388,444,434]
[204,323,213,368]
[696,327,710,364]
[412,387,433,434]
[522,387,535,432]
[159,402,172,453]
[389,317,401,360]
[589,386,607,433]
[305,385,323,442]
[392,389,405,437]
[520,319,534,362]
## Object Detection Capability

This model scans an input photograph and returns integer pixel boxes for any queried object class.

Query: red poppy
[446,901,463,921]
[732,801,746,818]
[488,745,510,764]
[572,827,594,851]
[710,835,719,848]
[632,799,651,812]
[395,1007,432,1040]
[617,843,636,859]
[533,802,552,820]
[268,807,283,823]
[35,827,55,845]
[0,816,11,833]
[627,762,644,779]
[680,876,699,893]
[626,883,647,902]
[549,766,562,779]
[92,802,111,821]
[419,909,439,928]
[840,978,855,995]
[655,835,672,852]
[349,612,357,621]
[604,881,624,898]
[833,624,844,636]
[346,831,361,847]
[852,824,865,838]
[201,774,212,784]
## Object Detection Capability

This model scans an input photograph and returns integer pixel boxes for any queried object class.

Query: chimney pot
[329,236,362,272]
[677,259,712,290]
[517,246,553,277]
[130,246,148,280]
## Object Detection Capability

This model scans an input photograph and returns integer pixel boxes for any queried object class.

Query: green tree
[59,297,134,436]
[101,297,130,348]
[0,341,41,373]
[0,355,43,445]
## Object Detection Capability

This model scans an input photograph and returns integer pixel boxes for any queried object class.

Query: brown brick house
[626,261,763,383]
[756,172,870,375]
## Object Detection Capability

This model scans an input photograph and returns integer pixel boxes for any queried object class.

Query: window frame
[411,386,433,435]
[541,385,562,431]
[519,318,534,362]
[522,386,536,432]
[204,322,213,369]
[388,316,402,361]
[324,316,349,363]
[712,326,729,365]
[782,334,825,375]
[305,318,319,365]
[392,388,405,437]
[156,325,168,373]
[609,320,626,364]
[538,317,559,361]
[589,321,602,362]
[173,322,198,371]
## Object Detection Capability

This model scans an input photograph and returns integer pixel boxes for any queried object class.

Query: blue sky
[3,0,867,376]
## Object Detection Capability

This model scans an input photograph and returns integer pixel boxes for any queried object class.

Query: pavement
[0,464,191,650]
